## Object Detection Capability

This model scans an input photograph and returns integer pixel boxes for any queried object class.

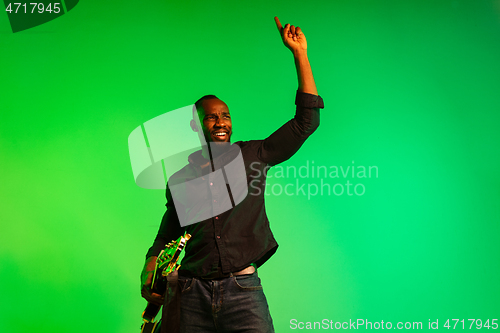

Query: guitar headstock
[156,242,175,268]
[156,234,191,275]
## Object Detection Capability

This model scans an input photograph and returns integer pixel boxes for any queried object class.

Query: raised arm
[256,17,323,166]
[274,16,318,96]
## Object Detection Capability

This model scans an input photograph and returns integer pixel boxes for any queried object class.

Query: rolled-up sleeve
[258,90,324,166]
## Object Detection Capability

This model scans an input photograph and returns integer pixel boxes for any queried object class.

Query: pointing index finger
[274,16,283,33]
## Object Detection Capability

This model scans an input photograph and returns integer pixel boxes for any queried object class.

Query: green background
[1,0,499,332]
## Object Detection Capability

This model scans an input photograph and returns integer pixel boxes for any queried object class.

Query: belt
[200,264,256,280]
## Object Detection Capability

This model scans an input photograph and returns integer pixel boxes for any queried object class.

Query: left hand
[274,16,307,55]
[140,256,164,306]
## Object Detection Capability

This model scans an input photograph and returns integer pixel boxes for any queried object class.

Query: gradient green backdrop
[1,0,499,332]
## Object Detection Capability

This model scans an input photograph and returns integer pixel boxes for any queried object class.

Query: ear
[190,119,198,132]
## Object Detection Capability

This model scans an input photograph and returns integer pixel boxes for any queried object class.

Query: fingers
[274,16,282,33]
[285,24,301,39]
[275,16,290,42]
[289,25,298,41]
[141,287,165,306]
[275,16,304,47]
[283,23,290,39]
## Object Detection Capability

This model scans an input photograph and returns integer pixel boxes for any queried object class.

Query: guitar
[141,233,191,333]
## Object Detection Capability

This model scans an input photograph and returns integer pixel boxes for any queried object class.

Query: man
[141,16,324,332]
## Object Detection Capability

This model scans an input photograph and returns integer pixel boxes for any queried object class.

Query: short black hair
[193,95,219,119]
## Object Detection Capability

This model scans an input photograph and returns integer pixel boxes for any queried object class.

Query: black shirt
[146,90,324,277]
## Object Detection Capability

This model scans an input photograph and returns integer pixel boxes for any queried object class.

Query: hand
[140,256,164,306]
[274,16,307,55]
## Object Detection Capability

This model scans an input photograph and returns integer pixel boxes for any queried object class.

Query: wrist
[293,49,308,59]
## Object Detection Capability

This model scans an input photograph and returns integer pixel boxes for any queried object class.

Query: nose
[214,116,225,127]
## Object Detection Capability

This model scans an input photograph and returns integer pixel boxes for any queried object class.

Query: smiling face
[197,98,232,143]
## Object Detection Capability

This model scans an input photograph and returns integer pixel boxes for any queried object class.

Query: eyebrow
[204,112,230,118]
